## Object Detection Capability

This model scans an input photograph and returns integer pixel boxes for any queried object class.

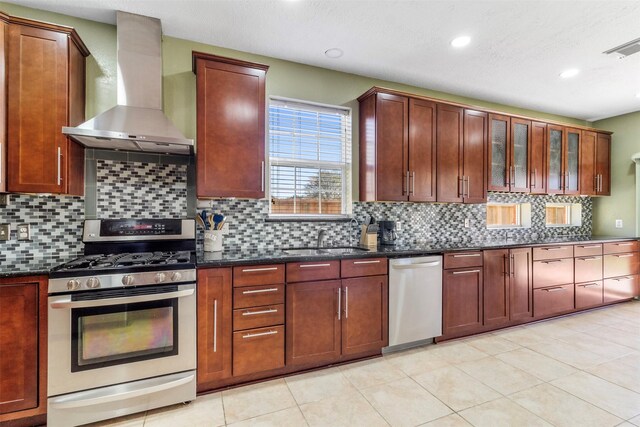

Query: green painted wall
[592,111,640,237]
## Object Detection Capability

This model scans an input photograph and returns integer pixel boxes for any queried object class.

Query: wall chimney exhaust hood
[63,11,194,155]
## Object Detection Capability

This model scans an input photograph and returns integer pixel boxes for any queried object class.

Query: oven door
[48,283,196,397]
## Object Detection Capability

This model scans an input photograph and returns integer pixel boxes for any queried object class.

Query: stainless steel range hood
[63,12,193,155]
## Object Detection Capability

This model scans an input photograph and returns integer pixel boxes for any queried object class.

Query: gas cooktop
[55,251,193,271]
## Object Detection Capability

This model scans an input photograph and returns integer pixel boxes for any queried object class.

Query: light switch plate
[0,224,9,241]
[17,224,30,241]
[615,219,623,229]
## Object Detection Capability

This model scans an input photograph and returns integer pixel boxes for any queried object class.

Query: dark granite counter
[197,235,639,268]
[0,257,75,279]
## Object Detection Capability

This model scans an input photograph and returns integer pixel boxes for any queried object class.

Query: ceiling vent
[603,37,640,58]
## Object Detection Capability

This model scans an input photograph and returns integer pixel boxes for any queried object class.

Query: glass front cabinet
[547,125,580,195]
[488,115,531,192]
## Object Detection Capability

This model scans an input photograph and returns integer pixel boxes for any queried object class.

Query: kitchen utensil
[216,220,225,231]
[207,215,215,230]
[200,210,209,229]
[195,215,206,229]
[213,213,225,229]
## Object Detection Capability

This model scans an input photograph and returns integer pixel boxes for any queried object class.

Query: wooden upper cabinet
[374,93,408,201]
[530,121,547,194]
[194,53,268,199]
[5,16,88,194]
[580,131,597,195]
[546,125,565,194]
[564,128,580,195]
[408,98,436,202]
[595,133,611,196]
[0,17,6,193]
[436,103,464,203]
[487,114,510,192]
[510,118,531,192]
[462,109,487,203]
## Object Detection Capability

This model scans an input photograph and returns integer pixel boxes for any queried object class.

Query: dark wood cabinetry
[408,98,437,201]
[4,13,88,195]
[194,53,268,199]
[487,115,531,193]
[529,121,547,194]
[443,268,483,336]
[582,131,611,196]
[546,125,580,195]
[509,247,533,321]
[595,133,611,196]
[0,275,47,425]
[0,17,6,193]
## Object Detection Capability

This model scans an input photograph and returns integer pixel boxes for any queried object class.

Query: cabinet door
[7,24,68,194]
[530,122,546,194]
[579,131,597,196]
[595,133,611,196]
[341,275,388,356]
[510,247,533,321]
[376,93,409,201]
[533,284,574,317]
[286,280,341,366]
[510,118,531,192]
[487,114,510,192]
[0,19,6,193]
[408,98,436,202]
[443,268,483,336]
[564,128,580,195]
[546,125,564,194]
[197,268,232,390]
[483,249,509,327]
[0,283,38,414]
[463,109,487,203]
[436,104,464,203]
[195,57,267,198]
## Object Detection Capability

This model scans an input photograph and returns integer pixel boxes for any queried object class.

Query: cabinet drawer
[574,256,603,283]
[604,275,638,303]
[533,284,574,317]
[574,243,603,257]
[533,258,573,288]
[233,304,284,331]
[233,264,284,287]
[286,260,340,283]
[575,281,603,309]
[603,241,639,254]
[341,258,387,278]
[233,284,284,309]
[604,253,639,278]
[233,325,284,376]
[444,252,483,269]
[533,246,573,261]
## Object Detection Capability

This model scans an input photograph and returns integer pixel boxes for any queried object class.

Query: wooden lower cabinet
[575,281,604,309]
[510,248,533,321]
[443,268,483,336]
[533,284,574,317]
[233,326,284,376]
[0,275,47,425]
[197,268,232,391]
[604,275,638,303]
[483,249,509,327]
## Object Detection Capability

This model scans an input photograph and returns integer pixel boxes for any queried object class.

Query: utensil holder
[204,230,223,252]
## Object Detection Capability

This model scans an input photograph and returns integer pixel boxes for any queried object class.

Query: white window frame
[486,202,532,229]
[267,96,352,219]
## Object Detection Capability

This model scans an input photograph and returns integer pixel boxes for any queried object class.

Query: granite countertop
[196,235,639,268]
[0,257,76,279]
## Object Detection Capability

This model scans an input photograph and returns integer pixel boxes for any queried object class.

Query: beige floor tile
[586,359,640,393]
[464,335,521,355]
[629,414,640,426]
[457,357,542,395]
[413,366,501,411]
[340,357,406,389]
[144,393,225,427]
[285,367,355,405]
[384,346,450,376]
[227,407,308,427]
[510,383,623,427]
[360,377,452,427]
[551,314,602,332]
[427,341,489,365]
[420,413,472,426]
[551,371,640,419]
[614,352,640,368]
[607,318,640,334]
[616,422,637,427]
[522,321,576,340]
[222,379,297,424]
[84,412,146,427]
[299,390,389,427]
[496,347,576,381]
[557,331,636,359]
[526,339,609,369]
[492,326,549,346]
[458,397,552,427]
[589,326,640,351]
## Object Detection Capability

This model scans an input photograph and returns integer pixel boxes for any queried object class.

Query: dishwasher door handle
[391,261,441,270]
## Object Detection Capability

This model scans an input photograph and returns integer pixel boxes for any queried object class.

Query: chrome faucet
[317,229,328,248]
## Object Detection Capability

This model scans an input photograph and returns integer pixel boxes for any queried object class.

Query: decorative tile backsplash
[198,193,593,250]
[96,160,188,219]
[0,194,85,265]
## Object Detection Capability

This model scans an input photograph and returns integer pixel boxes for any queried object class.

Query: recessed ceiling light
[559,68,580,78]
[324,48,344,59]
[451,36,471,48]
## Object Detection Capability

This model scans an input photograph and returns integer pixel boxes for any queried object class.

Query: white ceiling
[9,0,640,121]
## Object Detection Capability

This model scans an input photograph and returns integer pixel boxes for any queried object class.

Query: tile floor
[89,300,640,427]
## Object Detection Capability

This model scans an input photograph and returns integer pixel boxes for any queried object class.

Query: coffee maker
[378,220,398,245]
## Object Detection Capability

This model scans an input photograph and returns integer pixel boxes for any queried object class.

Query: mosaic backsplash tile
[97,160,188,219]
[0,194,85,266]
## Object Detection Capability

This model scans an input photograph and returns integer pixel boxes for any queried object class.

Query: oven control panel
[49,269,197,294]
[100,219,181,236]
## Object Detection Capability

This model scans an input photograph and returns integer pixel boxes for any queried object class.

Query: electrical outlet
[464,218,471,228]
[0,194,8,207]
[0,224,9,241]
[221,222,230,235]
[396,221,403,231]
[615,219,623,229]
[17,224,30,241]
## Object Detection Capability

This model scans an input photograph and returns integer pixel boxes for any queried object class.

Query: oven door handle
[50,288,194,309]
[48,374,195,409]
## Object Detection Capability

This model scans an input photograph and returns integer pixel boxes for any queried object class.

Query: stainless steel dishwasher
[386,256,443,351]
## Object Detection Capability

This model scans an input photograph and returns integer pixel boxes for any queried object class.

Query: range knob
[86,277,101,289]
[155,272,167,283]
[122,275,135,286]
[66,279,81,290]
[170,272,183,282]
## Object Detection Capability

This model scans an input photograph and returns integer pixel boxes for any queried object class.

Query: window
[545,203,582,227]
[486,203,531,229]
[268,97,352,218]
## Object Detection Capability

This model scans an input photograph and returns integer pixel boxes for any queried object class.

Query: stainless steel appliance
[378,220,398,245]
[47,219,196,427]
[386,256,443,351]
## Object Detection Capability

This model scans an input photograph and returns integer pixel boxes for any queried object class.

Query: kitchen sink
[283,246,369,256]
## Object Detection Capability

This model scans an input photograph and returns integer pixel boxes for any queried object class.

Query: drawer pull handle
[241,267,279,273]
[213,299,218,352]
[242,287,279,295]
[353,260,381,265]
[613,254,634,258]
[577,245,600,249]
[299,263,332,268]
[337,287,341,320]
[613,276,632,281]
[540,259,563,264]
[242,308,278,316]
[452,254,481,258]
[577,257,598,261]
[452,269,480,275]
[579,283,600,288]
[541,247,567,251]
[614,243,634,246]
[544,287,566,292]
[242,330,278,339]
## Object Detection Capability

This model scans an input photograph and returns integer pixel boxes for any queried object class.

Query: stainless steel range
[47,219,196,427]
